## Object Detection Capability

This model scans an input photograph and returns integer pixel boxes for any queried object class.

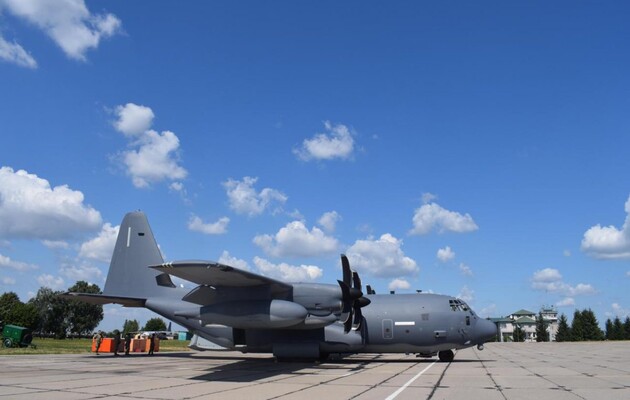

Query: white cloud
[458,285,474,303]
[0,253,37,271]
[556,297,575,307]
[318,211,341,233]
[112,103,188,189]
[421,192,438,204]
[114,103,155,137]
[479,304,497,318]
[410,202,478,235]
[217,250,250,271]
[188,215,229,235]
[59,263,103,283]
[458,262,473,276]
[0,35,37,68]
[294,121,355,161]
[122,130,188,188]
[346,233,418,278]
[42,240,69,249]
[581,195,630,259]
[1,276,16,285]
[253,221,338,258]
[609,303,630,318]
[223,177,287,217]
[1,0,121,61]
[79,223,119,263]
[388,278,411,291]
[436,246,455,262]
[532,268,562,282]
[0,167,102,240]
[37,274,65,290]
[253,256,322,282]
[531,268,596,296]
[563,249,571,257]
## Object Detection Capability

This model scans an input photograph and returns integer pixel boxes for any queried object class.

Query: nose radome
[478,319,496,343]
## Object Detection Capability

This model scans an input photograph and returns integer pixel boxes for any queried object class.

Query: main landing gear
[438,349,454,362]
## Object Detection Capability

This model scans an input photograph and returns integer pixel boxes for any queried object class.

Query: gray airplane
[65,211,496,362]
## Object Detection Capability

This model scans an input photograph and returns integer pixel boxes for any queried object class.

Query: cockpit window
[449,299,470,312]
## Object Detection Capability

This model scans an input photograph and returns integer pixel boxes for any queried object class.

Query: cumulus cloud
[531,268,596,296]
[346,233,418,277]
[253,256,322,282]
[223,177,287,217]
[608,303,630,318]
[436,246,455,262]
[0,167,102,240]
[112,103,188,189]
[294,121,355,161]
[1,276,16,285]
[0,0,121,62]
[217,250,250,271]
[318,211,341,233]
[581,195,630,259]
[0,35,37,68]
[114,103,155,137]
[42,240,69,249]
[253,221,338,258]
[188,215,229,235]
[60,263,103,283]
[458,263,473,276]
[37,274,65,290]
[0,253,38,271]
[79,223,119,263]
[556,297,575,307]
[458,285,474,303]
[410,202,478,235]
[388,278,411,291]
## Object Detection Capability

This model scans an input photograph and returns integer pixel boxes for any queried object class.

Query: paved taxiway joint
[1,342,629,400]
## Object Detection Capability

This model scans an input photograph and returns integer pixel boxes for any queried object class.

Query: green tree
[570,310,584,341]
[535,311,549,342]
[624,316,630,340]
[555,314,571,342]
[611,317,624,340]
[580,309,604,341]
[605,318,614,340]
[513,325,525,342]
[29,287,68,338]
[123,319,139,335]
[0,292,21,322]
[142,317,167,331]
[65,281,103,335]
[0,292,40,330]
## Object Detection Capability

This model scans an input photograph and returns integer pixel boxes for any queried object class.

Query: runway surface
[1,342,629,399]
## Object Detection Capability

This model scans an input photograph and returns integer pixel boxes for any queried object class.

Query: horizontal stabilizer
[60,292,146,307]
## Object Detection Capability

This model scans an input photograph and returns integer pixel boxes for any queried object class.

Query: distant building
[489,306,558,342]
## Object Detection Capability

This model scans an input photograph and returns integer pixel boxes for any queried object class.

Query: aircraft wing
[60,292,146,307]
[150,260,293,302]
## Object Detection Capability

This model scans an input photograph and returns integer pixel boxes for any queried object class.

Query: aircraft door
[382,319,393,339]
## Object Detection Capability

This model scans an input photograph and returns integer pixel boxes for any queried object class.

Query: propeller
[338,254,371,333]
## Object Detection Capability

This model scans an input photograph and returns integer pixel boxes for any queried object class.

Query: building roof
[512,309,536,316]
[489,317,512,323]
[514,316,536,325]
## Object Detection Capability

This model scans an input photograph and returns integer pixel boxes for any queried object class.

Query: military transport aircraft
[65,211,496,362]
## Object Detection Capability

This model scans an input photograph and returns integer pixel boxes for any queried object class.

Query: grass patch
[0,338,191,355]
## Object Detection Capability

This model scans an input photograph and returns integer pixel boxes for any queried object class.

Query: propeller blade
[353,306,363,329]
[344,314,353,333]
[341,254,351,287]
[352,271,362,292]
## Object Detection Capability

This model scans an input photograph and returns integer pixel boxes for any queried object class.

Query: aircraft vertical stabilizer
[103,211,178,300]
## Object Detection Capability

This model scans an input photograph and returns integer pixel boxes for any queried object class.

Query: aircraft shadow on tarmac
[149,352,495,382]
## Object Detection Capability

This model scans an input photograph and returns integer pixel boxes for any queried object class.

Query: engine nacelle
[200,299,308,329]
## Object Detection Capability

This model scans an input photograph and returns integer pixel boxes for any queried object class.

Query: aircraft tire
[438,349,454,362]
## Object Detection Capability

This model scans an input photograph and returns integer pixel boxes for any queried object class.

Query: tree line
[1,283,168,339]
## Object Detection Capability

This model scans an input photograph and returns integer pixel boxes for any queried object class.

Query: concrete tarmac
[1,342,629,400]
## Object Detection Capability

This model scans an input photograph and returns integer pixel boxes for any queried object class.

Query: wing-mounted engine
[151,256,371,332]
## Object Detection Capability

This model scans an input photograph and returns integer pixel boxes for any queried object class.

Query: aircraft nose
[476,319,496,343]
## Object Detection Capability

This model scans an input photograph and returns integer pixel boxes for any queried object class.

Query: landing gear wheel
[438,349,454,362]
[3,338,13,348]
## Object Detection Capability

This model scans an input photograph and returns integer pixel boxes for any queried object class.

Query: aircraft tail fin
[102,211,178,301]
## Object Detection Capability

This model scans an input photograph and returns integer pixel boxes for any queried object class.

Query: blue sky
[1,1,629,331]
